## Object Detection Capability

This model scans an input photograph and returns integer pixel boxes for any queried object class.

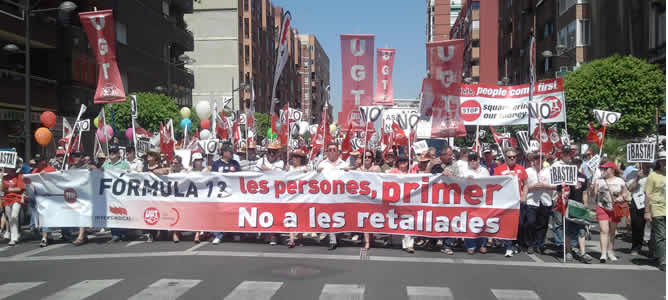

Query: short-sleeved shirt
[2,174,25,207]
[460,166,490,178]
[431,161,458,176]
[318,158,346,173]
[494,163,528,197]
[103,159,129,170]
[526,167,555,207]
[595,177,626,211]
[212,159,241,173]
[557,172,588,204]
[644,171,666,217]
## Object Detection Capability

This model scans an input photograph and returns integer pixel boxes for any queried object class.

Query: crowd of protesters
[1,139,665,271]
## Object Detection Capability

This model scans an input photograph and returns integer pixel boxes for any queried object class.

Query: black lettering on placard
[550,165,577,185]
[528,102,551,119]
[627,143,655,163]
[0,151,17,168]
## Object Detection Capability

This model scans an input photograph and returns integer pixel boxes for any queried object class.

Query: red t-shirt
[31,166,57,174]
[2,174,25,207]
[494,163,528,197]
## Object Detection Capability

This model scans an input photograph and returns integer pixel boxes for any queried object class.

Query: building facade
[0,0,194,154]
[449,0,499,85]
[298,34,330,124]
[186,0,306,115]
[499,0,665,84]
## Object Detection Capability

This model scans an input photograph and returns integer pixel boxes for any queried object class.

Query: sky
[272,0,427,121]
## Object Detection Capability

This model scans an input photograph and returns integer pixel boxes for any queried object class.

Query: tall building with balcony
[449,0,499,84]
[298,34,330,124]
[186,0,303,115]
[499,0,665,84]
[0,0,194,154]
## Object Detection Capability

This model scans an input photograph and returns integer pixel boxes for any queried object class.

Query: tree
[103,92,199,143]
[564,55,665,141]
[253,112,271,139]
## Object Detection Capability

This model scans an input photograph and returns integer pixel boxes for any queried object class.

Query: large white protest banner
[627,143,656,163]
[27,170,521,239]
[457,78,565,126]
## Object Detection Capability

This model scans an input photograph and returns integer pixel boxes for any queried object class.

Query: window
[244,18,249,39]
[656,10,666,49]
[558,21,576,49]
[472,39,480,47]
[116,21,127,45]
[472,20,480,29]
[544,57,551,73]
[244,45,249,65]
[162,0,170,16]
[121,71,128,93]
[244,0,248,11]
[577,19,590,46]
[543,22,553,40]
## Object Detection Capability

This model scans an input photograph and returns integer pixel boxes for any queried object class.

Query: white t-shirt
[318,158,347,173]
[459,165,490,178]
[526,167,555,207]
[255,156,285,171]
[127,158,143,172]
[626,175,648,209]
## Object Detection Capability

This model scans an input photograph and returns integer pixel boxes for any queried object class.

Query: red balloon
[200,119,211,130]
[40,111,57,129]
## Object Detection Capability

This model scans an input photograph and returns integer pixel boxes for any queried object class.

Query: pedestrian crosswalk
[0,279,632,299]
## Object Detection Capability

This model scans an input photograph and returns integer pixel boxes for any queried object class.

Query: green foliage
[588,136,629,163]
[254,112,271,139]
[564,55,665,141]
[103,92,200,143]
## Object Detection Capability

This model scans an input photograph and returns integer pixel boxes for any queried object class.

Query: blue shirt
[211,159,241,173]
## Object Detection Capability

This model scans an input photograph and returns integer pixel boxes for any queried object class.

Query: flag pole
[598,125,607,157]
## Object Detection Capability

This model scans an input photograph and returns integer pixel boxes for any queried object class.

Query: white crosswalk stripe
[223,281,283,300]
[127,279,201,300]
[319,284,365,300]
[578,292,628,300]
[0,280,635,300]
[406,286,454,300]
[491,289,541,300]
[42,279,123,300]
[0,282,44,300]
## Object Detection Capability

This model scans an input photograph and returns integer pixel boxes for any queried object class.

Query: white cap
[192,153,203,160]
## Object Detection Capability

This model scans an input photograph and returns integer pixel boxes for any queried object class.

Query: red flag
[547,126,563,149]
[587,122,606,148]
[374,48,395,105]
[310,108,331,158]
[553,185,570,215]
[392,122,408,146]
[490,126,508,145]
[532,123,553,154]
[340,34,374,130]
[79,10,126,103]
[160,120,175,161]
[135,127,152,137]
[340,124,354,161]
[280,105,290,145]
[232,119,242,145]
[216,111,229,140]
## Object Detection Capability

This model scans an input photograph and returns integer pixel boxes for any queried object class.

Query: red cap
[600,161,618,170]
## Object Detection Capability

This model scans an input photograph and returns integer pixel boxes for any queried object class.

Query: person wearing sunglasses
[255,141,285,172]
[316,142,347,250]
[493,148,529,258]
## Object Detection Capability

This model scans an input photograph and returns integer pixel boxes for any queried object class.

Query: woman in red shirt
[3,165,25,246]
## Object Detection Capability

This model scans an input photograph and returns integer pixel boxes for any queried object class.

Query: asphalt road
[0,231,664,300]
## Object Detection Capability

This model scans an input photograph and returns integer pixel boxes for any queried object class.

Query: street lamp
[2,0,77,161]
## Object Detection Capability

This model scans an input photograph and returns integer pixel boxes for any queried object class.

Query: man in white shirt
[125,146,143,172]
[255,141,285,171]
[461,152,491,254]
[316,142,346,250]
[525,152,556,254]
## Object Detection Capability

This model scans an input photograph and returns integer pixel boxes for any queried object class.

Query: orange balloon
[34,127,52,146]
